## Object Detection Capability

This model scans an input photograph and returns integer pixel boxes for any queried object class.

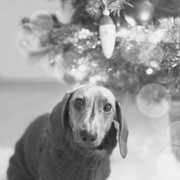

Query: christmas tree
[17,0,180,168]
[19,0,180,102]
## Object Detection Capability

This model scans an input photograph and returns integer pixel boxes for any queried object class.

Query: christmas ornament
[64,66,88,84]
[29,11,53,35]
[123,0,154,26]
[55,0,75,24]
[21,0,180,97]
[99,4,116,59]
[137,83,171,117]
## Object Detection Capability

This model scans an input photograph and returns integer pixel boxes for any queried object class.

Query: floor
[1,80,180,180]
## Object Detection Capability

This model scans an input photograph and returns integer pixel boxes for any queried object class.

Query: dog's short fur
[7,84,128,180]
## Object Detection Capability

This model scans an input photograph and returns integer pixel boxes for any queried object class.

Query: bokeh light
[29,11,53,35]
[117,28,129,38]
[137,84,171,118]
[16,30,40,56]
[167,122,180,146]
[146,68,153,75]
[78,64,87,72]
[157,147,180,180]
[140,12,150,21]
[169,101,180,117]
[89,77,97,84]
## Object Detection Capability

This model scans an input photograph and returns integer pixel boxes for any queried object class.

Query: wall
[0,0,61,80]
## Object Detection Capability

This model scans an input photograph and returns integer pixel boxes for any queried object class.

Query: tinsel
[20,0,180,99]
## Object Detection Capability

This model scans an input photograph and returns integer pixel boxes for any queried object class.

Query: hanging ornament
[63,68,77,84]
[55,0,75,24]
[29,11,53,35]
[123,0,154,26]
[99,1,116,59]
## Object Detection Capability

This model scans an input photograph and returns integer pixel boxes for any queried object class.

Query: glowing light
[91,62,98,67]
[74,72,84,81]
[70,68,76,75]
[118,28,129,38]
[146,68,153,75]
[78,29,90,39]
[137,84,171,118]
[150,61,158,68]
[89,77,97,83]
[94,75,102,81]
[78,64,87,72]
[69,66,88,82]
[140,12,150,21]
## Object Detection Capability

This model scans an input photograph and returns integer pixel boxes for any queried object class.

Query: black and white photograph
[1,0,180,179]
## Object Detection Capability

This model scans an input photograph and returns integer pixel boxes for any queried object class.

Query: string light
[139,11,151,22]
[89,77,97,83]
[146,68,153,75]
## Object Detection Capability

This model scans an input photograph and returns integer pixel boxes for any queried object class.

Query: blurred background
[0,1,73,178]
[1,0,180,180]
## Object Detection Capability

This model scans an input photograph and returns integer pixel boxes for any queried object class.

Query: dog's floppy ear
[50,91,72,149]
[115,101,129,158]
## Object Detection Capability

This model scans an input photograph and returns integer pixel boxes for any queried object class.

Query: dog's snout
[80,130,97,143]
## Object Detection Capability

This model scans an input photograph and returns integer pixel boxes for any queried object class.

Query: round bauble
[29,11,53,35]
[99,15,116,59]
[123,0,154,26]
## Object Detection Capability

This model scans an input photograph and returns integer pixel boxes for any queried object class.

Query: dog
[7,84,128,180]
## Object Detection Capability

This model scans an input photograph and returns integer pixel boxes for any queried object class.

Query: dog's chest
[39,142,111,180]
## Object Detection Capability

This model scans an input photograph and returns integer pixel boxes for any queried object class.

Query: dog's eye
[73,98,84,109]
[103,103,112,112]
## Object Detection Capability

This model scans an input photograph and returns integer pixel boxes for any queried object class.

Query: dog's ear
[50,91,72,149]
[115,101,129,158]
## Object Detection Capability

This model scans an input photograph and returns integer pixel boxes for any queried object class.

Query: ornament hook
[102,0,110,16]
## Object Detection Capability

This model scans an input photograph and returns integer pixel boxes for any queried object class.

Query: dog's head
[50,84,128,158]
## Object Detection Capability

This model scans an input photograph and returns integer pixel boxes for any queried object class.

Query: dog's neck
[62,122,117,168]
[41,123,117,180]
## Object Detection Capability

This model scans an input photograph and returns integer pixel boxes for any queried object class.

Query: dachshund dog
[7,84,129,180]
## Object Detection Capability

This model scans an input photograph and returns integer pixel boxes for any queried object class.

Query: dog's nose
[80,130,97,143]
